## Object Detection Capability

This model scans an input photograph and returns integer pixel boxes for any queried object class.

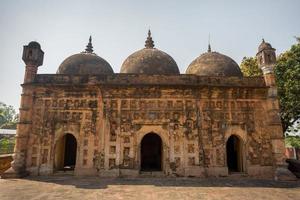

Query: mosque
[2,31,294,179]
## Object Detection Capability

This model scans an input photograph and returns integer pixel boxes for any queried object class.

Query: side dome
[120,30,180,74]
[186,46,243,77]
[57,37,114,75]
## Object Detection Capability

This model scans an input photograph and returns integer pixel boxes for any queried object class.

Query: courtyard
[0,176,299,200]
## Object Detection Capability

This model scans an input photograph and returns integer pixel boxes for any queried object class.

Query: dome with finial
[57,36,114,75]
[120,30,180,74]
[186,44,243,77]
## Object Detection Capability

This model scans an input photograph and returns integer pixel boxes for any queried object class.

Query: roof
[57,53,114,75]
[31,74,266,88]
[120,48,180,74]
[120,30,180,75]
[0,129,16,135]
[57,37,114,75]
[186,51,243,77]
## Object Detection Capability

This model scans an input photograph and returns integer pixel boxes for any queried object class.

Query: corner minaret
[256,39,296,180]
[3,41,44,178]
[22,41,44,83]
[256,39,276,87]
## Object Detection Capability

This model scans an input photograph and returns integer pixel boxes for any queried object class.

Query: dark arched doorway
[54,134,77,171]
[226,135,243,173]
[141,133,162,171]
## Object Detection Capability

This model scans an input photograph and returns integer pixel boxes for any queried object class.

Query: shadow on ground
[9,175,299,190]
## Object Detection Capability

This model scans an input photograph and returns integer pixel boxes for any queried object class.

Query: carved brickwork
[6,39,287,179]
[27,88,101,170]
[17,76,281,178]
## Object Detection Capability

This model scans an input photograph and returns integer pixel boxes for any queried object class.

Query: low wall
[0,154,13,175]
[286,148,300,160]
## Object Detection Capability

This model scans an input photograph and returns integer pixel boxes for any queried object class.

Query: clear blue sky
[0,0,299,109]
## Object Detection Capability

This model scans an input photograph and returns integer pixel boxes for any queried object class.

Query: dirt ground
[0,176,299,200]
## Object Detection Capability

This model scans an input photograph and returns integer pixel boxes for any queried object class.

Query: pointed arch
[54,133,77,171]
[226,134,244,173]
[140,132,162,171]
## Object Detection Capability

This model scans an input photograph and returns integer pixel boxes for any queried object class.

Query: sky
[0,0,300,110]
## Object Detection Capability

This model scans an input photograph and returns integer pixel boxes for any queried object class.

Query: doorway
[141,133,162,171]
[54,133,77,171]
[226,135,243,173]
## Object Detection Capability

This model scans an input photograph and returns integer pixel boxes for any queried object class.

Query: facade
[2,32,295,179]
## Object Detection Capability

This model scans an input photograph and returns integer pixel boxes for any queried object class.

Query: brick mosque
[2,30,295,179]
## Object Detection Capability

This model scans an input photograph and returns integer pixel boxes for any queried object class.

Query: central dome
[120,30,180,74]
[186,46,243,77]
[57,37,114,75]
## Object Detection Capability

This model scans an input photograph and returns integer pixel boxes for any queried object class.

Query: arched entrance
[141,133,162,171]
[54,133,77,171]
[226,135,243,173]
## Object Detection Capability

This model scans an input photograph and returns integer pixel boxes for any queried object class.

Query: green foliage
[0,137,15,154]
[285,136,300,148]
[240,57,263,77]
[0,138,10,146]
[275,42,300,133]
[0,102,18,129]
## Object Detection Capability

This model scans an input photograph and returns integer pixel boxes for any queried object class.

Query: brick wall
[0,155,13,175]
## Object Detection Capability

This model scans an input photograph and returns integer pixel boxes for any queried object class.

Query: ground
[0,176,299,200]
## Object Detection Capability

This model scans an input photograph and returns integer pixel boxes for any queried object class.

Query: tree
[0,102,18,129]
[239,39,300,133]
[240,57,262,77]
[285,136,300,148]
[0,137,15,154]
[275,41,300,133]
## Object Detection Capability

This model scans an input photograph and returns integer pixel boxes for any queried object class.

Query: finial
[85,35,93,53]
[145,29,155,48]
[208,44,211,52]
[262,38,265,43]
[208,34,211,52]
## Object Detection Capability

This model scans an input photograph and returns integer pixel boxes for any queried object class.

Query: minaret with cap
[22,41,44,83]
[145,29,154,48]
[256,39,276,88]
[256,39,296,180]
[3,41,44,178]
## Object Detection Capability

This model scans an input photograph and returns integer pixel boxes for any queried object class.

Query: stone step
[228,172,249,178]
[53,170,74,176]
[139,171,165,177]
